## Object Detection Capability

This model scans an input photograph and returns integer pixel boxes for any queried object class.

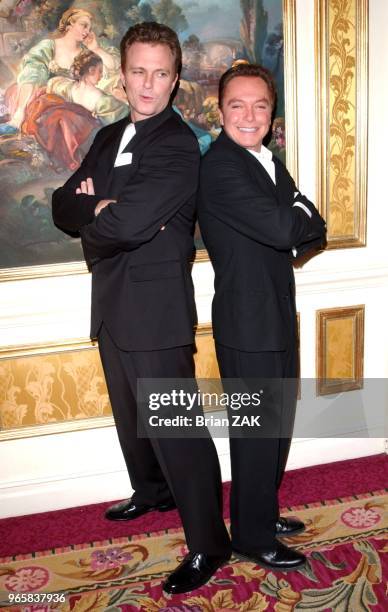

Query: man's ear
[171,73,178,93]
[218,108,224,126]
[119,68,126,92]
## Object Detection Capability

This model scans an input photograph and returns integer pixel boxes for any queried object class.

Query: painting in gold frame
[0,0,298,278]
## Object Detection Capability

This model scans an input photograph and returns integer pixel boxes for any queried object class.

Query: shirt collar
[247,145,273,162]
[129,106,172,132]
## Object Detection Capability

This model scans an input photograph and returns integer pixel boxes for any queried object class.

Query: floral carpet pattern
[0,490,387,611]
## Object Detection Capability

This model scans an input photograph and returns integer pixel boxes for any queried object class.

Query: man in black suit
[198,63,326,571]
[52,21,230,594]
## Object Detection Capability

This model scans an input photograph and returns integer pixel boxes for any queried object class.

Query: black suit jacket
[198,130,326,352]
[52,106,198,351]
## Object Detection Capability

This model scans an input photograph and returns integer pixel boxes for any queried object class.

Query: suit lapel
[98,117,129,170]
[107,106,175,198]
[273,156,293,201]
[122,105,175,154]
[216,130,278,199]
[243,148,278,198]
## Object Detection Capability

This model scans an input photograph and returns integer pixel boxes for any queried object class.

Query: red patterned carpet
[0,456,388,612]
[1,454,387,558]
[0,455,387,611]
[1,453,387,558]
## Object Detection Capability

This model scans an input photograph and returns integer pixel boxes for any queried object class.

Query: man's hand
[75,177,116,216]
[76,177,95,195]
[94,199,116,216]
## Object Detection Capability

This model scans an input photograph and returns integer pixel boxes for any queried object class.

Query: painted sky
[176,0,282,42]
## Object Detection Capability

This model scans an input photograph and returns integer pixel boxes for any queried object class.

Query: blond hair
[55,8,92,36]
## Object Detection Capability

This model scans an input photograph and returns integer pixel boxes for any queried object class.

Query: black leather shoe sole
[232,549,306,572]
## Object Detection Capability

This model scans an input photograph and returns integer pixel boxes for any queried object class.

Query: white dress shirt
[114,122,136,167]
[247,145,276,184]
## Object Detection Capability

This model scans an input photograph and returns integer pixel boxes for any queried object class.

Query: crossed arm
[52,129,110,231]
[52,129,199,262]
[199,157,326,252]
[75,177,115,216]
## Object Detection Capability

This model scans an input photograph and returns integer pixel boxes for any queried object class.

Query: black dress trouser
[98,323,231,556]
[215,302,298,552]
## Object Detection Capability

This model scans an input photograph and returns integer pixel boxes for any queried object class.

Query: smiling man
[52,22,231,594]
[198,63,326,571]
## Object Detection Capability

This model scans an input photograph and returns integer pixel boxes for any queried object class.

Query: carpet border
[1,488,387,563]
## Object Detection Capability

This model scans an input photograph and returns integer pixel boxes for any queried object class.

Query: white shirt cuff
[292,201,312,218]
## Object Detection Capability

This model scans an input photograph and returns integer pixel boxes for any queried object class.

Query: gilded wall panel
[0,324,220,438]
[316,305,364,395]
[326,316,354,379]
[0,343,110,433]
[316,0,368,248]
[194,324,220,379]
[194,323,222,410]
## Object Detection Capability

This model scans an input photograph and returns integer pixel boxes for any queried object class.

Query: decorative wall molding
[0,261,88,283]
[316,0,368,248]
[193,260,388,298]
[295,263,388,294]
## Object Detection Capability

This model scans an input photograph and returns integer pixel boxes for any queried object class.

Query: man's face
[219,76,272,151]
[120,42,178,122]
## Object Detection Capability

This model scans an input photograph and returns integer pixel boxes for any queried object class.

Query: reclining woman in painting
[20,48,129,171]
[1,7,121,136]
[47,49,128,126]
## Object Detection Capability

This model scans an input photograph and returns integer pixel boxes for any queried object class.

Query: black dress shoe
[163,552,231,594]
[105,498,176,521]
[276,516,305,537]
[233,540,306,572]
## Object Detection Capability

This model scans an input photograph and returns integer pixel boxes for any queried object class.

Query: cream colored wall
[0,0,387,518]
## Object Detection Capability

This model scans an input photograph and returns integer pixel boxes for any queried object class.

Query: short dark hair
[120,21,182,75]
[218,62,277,109]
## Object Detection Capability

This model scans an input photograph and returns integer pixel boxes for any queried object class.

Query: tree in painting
[240,0,268,63]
